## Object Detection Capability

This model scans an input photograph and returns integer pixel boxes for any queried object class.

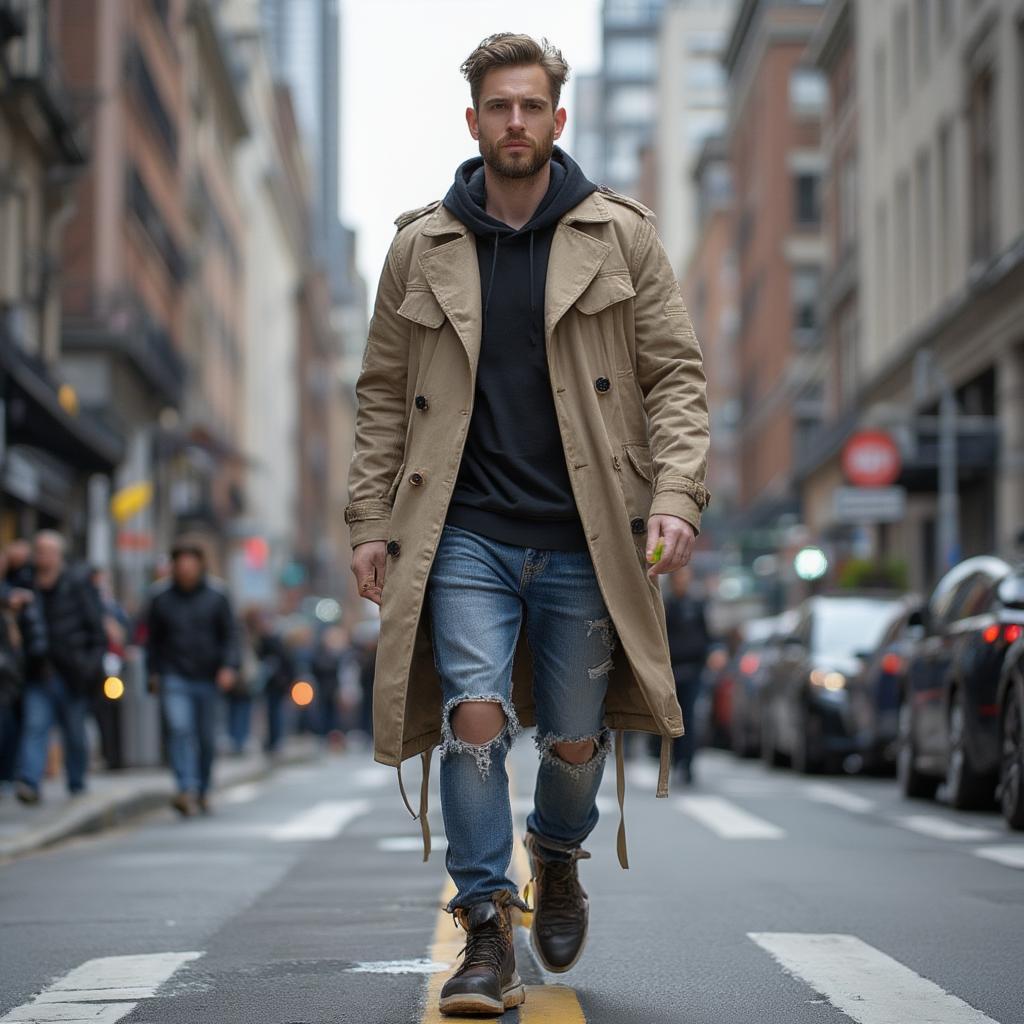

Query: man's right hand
[351,541,387,606]
[148,674,160,696]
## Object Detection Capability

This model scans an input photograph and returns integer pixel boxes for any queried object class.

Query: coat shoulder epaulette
[595,184,654,222]
[394,200,442,230]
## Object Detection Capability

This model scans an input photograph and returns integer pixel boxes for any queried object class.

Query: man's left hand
[645,515,695,578]
[215,667,237,693]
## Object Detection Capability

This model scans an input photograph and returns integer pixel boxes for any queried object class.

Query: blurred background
[0,0,1023,787]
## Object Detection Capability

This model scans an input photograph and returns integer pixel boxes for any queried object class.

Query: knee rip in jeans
[440,694,521,779]
[535,727,612,779]
[585,615,617,680]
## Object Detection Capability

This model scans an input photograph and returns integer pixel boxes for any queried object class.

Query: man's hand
[215,667,237,693]
[7,588,34,611]
[148,674,161,696]
[645,514,695,578]
[351,540,387,606]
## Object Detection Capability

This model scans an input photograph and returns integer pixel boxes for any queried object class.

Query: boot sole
[439,977,526,1016]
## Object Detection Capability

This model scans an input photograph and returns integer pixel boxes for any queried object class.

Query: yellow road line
[420,766,587,1023]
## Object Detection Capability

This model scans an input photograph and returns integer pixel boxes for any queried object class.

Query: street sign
[842,431,902,487]
[834,486,907,523]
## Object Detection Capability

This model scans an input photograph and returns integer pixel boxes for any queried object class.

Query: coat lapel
[419,230,482,374]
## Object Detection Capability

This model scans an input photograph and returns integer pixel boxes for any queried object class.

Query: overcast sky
[340,0,601,299]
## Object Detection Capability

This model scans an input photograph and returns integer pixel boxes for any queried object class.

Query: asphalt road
[1,739,1022,1024]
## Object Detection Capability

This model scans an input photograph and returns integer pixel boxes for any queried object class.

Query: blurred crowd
[0,533,379,813]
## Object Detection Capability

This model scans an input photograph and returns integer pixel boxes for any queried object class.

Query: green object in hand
[649,539,664,564]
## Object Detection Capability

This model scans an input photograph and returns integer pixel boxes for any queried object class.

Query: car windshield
[811,600,902,658]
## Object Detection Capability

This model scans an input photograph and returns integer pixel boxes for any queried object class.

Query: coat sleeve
[343,237,412,548]
[218,594,242,671]
[630,218,711,533]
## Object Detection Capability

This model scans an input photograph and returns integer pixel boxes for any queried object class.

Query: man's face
[172,552,203,589]
[467,64,566,180]
[33,536,62,575]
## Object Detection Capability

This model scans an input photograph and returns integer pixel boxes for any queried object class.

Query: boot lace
[453,917,508,976]
[537,850,589,927]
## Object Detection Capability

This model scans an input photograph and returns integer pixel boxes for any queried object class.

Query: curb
[0,742,319,861]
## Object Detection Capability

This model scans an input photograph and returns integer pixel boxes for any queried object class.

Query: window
[915,150,932,313]
[686,58,725,95]
[792,266,821,342]
[968,62,997,264]
[608,85,656,125]
[606,36,657,78]
[894,7,910,108]
[683,109,725,148]
[604,0,662,28]
[914,0,930,81]
[793,172,822,226]
[937,121,954,294]
[790,67,827,116]
[874,45,887,140]
[687,30,724,56]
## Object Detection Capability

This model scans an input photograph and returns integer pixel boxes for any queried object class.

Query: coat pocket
[397,288,446,328]
[623,442,653,484]
[574,271,636,315]
[387,461,406,505]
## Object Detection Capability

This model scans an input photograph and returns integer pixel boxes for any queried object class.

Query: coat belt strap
[614,729,629,869]
[419,746,433,863]
[657,734,672,798]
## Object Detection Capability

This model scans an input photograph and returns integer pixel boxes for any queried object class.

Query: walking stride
[346,33,709,1016]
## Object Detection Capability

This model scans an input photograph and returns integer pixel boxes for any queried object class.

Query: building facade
[723,0,827,530]
[803,0,1024,590]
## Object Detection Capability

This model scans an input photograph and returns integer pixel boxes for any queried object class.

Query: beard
[479,127,555,180]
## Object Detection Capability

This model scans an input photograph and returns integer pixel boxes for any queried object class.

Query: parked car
[847,597,924,774]
[898,558,1024,808]
[760,594,904,773]
[729,611,798,758]
[997,631,1024,830]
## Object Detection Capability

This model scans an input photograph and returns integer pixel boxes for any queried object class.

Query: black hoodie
[442,146,597,551]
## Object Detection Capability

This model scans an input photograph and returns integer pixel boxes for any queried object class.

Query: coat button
[415,395,429,410]
[630,517,645,535]
[595,376,611,393]
[386,540,401,557]
[408,472,423,487]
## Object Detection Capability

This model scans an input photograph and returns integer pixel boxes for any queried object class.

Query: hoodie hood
[443,146,597,326]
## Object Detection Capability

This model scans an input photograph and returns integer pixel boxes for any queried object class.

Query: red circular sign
[842,431,901,487]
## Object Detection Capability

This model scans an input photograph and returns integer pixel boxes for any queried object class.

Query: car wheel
[945,689,993,810]
[999,681,1024,830]
[897,700,938,800]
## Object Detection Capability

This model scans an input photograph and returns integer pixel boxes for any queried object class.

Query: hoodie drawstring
[483,231,500,325]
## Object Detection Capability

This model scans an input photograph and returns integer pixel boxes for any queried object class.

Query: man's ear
[466,106,480,140]
[553,106,567,141]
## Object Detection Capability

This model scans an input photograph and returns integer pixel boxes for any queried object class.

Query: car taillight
[739,653,761,675]
[982,624,1023,644]
[881,653,904,675]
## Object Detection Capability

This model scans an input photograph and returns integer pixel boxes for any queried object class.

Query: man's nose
[508,103,526,130]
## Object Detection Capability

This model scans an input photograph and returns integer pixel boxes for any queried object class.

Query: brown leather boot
[439,893,526,1016]
[523,832,590,973]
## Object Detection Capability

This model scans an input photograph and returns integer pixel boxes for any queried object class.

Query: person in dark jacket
[15,531,106,803]
[147,539,240,816]
[663,566,711,785]
[0,549,48,793]
[245,608,295,756]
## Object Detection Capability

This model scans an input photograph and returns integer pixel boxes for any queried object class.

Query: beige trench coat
[345,188,710,859]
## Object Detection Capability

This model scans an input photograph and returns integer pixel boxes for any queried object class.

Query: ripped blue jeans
[427,523,616,911]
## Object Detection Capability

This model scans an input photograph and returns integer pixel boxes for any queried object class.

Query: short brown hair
[461,33,570,110]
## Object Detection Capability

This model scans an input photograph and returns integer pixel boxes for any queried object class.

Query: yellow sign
[110,481,154,523]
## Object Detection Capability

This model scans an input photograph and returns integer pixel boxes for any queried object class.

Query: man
[16,532,106,804]
[243,607,295,757]
[663,566,711,785]
[147,539,240,816]
[346,34,709,1017]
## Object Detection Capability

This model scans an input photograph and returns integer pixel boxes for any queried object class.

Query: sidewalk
[0,737,319,861]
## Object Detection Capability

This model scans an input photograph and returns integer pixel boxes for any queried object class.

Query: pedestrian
[16,531,107,804]
[146,539,240,816]
[0,550,48,797]
[345,34,709,1017]
[663,566,712,785]
[245,608,294,756]
[310,625,348,745]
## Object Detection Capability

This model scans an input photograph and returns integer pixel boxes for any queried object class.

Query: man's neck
[483,161,551,231]
[36,568,60,590]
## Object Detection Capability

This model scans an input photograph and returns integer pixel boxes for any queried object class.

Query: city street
[1,741,1021,1024]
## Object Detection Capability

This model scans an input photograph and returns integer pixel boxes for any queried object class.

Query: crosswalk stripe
[804,783,874,814]
[1,952,203,1024]
[894,815,1000,842]
[748,933,999,1024]
[378,836,448,853]
[220,783,262,805]
[270,799,370,841]
[974,845,1024,870]
[677,796,785,839]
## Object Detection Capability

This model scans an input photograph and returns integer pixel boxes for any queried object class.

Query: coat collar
[418,191,614,370]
